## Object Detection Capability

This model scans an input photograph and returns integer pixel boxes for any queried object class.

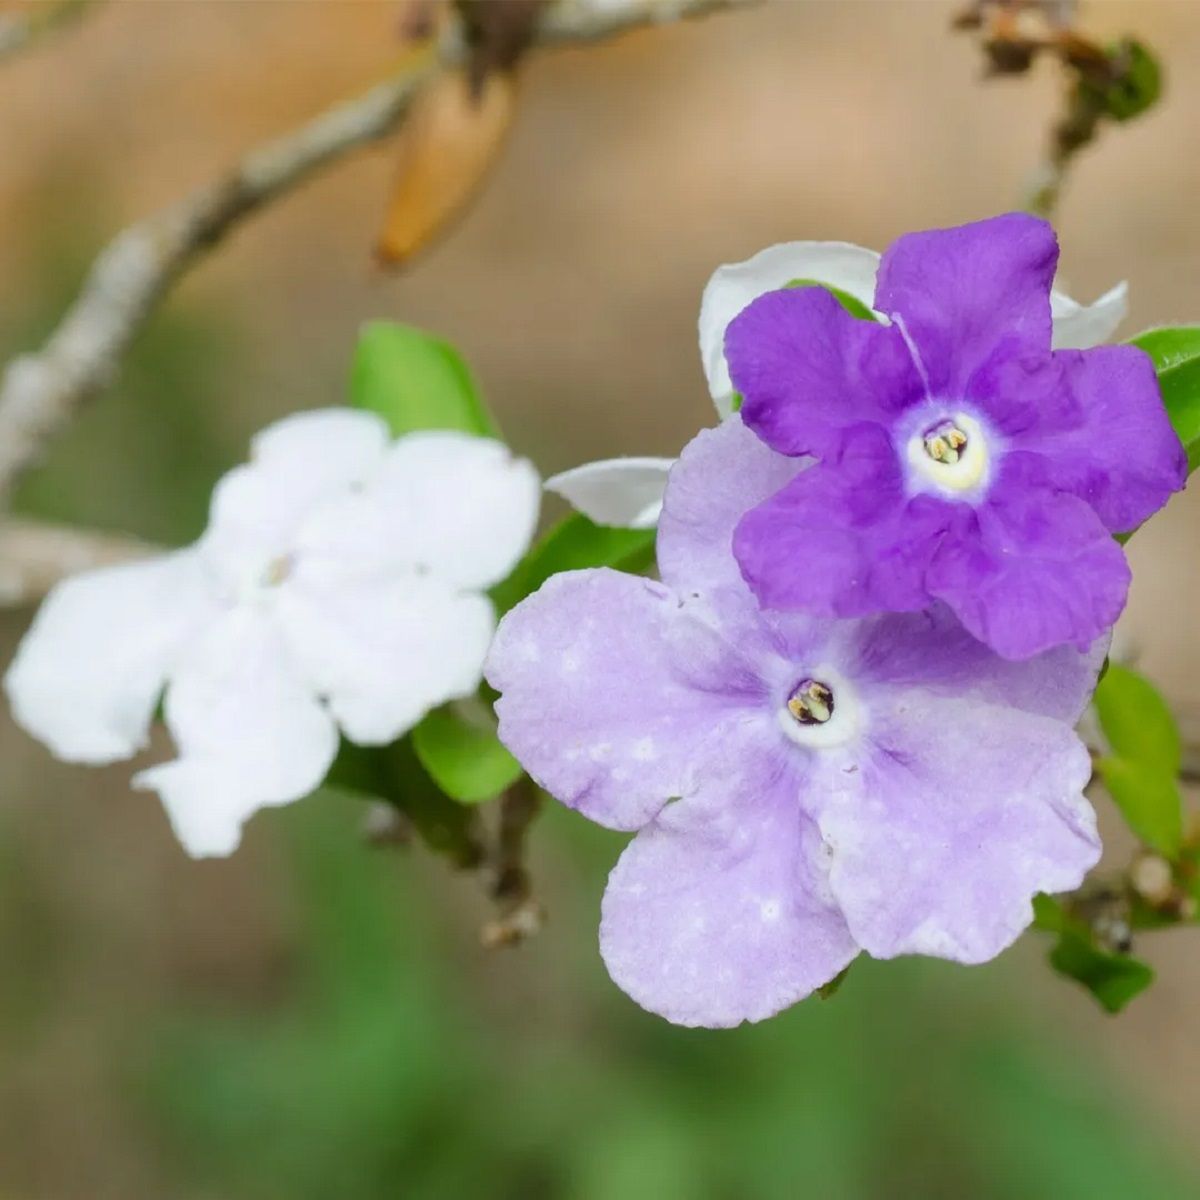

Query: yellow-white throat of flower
[906,412,989,494]
[780,672,860,749]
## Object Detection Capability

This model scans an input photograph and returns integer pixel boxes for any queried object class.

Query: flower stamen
[905,412,989,495]
[787,679,834,726]
[923,423,968,465]
[263,554,293,587]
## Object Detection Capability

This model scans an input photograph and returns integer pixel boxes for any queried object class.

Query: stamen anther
[787,680,834,726]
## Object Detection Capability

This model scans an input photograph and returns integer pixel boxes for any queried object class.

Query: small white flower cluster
[5,409,540,857]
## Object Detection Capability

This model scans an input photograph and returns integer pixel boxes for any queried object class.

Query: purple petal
[925,459,1131,660]
[657,417,803,596]
[874,214,1057,396]
[726,287,923,458]
[815,694,1098,964]
[600,744,859,1027]
[733,424,950,616]
[1035,346,1186,532]
[486,569,768,832]
[846,604,1106,726]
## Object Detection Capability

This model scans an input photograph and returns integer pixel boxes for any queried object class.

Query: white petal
[201,408,390,584]
[295,431,541,591]
[1050,281,1128,350]
[698,241,881,416]
[544,457,675,529]
[276,573,494,745]
[4,551,216,764]
[134,606,338,858]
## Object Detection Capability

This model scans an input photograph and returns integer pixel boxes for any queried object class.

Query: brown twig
[480,777,543,948]
[0,0,753,506]
[0,517,153,605]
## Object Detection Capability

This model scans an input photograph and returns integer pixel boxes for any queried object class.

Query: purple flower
[486,417,1102,1027]
[727,214,1186,660]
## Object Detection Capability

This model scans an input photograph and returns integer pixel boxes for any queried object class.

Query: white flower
[548,239,1128,528]
[5,409,540,857]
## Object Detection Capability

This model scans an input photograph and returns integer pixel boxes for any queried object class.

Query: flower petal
[295,431,540,591]
[846,604,1106,726]
[728,287,923,458]
[874,213,1057,396]
[1033,345,1187,532]
[816,693,1098,964]
[134,606,338,858]
[1050,281,1128,350]
[276,572,495,746]
[699,240,880,416]
[657,417,803,595]
[202,408,390,582]
[487,569,769,832]
[926,461,1131,660]
[544,457,675,529]
[733,424,950,617]
[600,744,858,1027]
[5,551,216,764]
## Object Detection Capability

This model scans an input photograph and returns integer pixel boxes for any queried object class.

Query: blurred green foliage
[139,796,1198,1200]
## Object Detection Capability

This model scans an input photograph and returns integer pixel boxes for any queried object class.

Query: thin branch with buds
[0,0,753,514]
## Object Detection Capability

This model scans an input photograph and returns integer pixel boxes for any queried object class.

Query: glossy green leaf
[1096,757,1183,858]
[1093,663,1184,856]
[1035,895,1154,1013]
[1047,928,1154,1014]
[1130,325,1200,372]
[350,321,500,438]
[1093,662,1181,774]
[491,512,656,617]
[411,697,523,805]
[1130,325,1200,471]
[785,278,877,322]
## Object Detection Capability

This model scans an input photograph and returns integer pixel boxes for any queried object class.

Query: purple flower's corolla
[727,214,1186,660]
[546,232,1130,532]
[486,417,1103,1027]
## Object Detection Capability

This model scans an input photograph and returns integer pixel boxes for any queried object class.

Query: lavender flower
[486,417,1103,1027]
[727,213,1186,660]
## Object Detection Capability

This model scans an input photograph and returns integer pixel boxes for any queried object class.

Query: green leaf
[325,739,483,868]
[1129,325,1200,372]
[784,279,877,322]
[1130,325,1200,470]
[1047,927,1154,1014]
[1093,663,1184,856]
[350,321,500,438]
[1031,892,1067,934]
[1096,757,1183,858]
[817,963,853,1000]
[411,698,523,805]
[1082,40,1162,123]
[491,513,656,617]
[1093,662,1181,774]
[1035,894,1155,1012]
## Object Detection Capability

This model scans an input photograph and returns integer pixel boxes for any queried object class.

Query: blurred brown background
[1,2,1199,1197]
